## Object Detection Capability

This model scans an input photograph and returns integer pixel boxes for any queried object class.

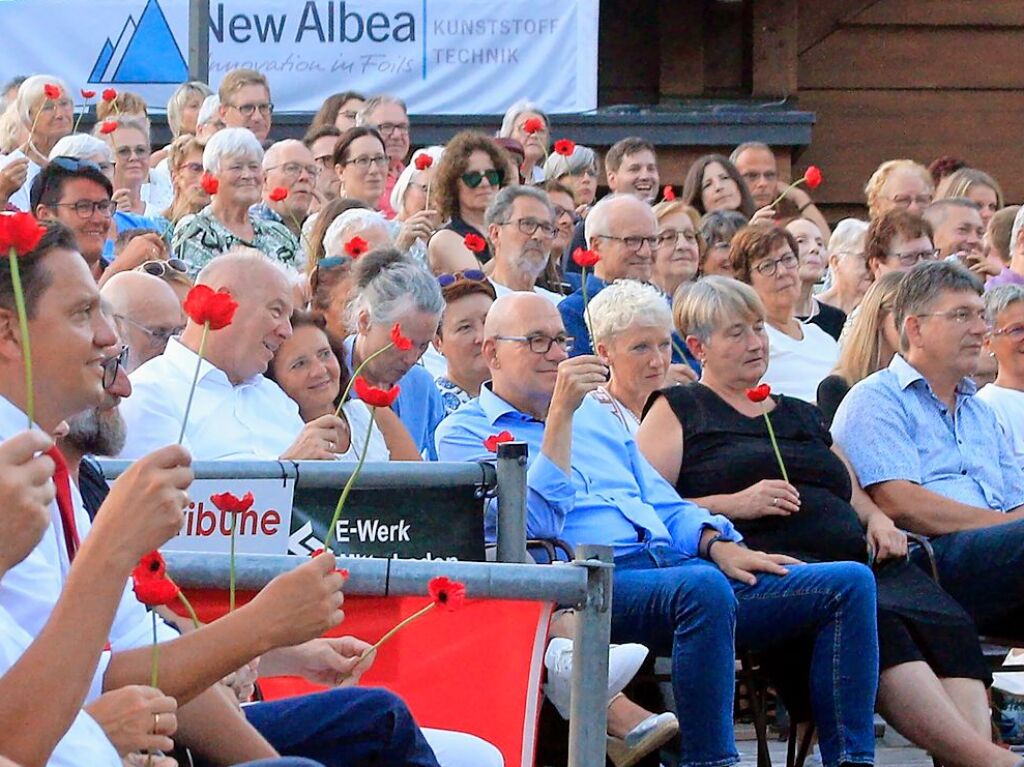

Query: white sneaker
[544,637,650,719]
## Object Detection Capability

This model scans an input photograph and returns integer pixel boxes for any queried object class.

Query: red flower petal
[662,185,676,201]
[199,172,218,196]
[353,376,400,408]
[804,166,823,189]
[133,574,181,606]
[414,154,433,171]
[463,233,486,254]
[428,576,466,611]
[522,117,544,135]
[745,383,772,403]
[0,213,45,256]
[99,120,118,135]
[80,89,96,99]
[572,247,600,268]
[309,548,325,558]
[268,186,289,202]
[134,550,167,580]
[209,491,255,514]
[43,83,61,100]
[553,139,576,156]
[344,236,369,258]
[390,323,413,352]
[101,88,117,102]
[483,430,515,453]
[183,284,238,330]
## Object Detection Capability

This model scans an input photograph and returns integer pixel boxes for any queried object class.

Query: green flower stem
[359,601,436,661]
[176,591,201,629]
[580,266,595,344]
[146,611,158,767]
[229,514,237,612]
[178,322,210,444]
[769,178,806,209]
[760,405,789,483]
[333,342,394,418]
[323,406,376,548]
[8,249,33,428]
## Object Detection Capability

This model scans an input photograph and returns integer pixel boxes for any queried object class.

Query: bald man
[101,271,184,373]
[118,248,347,460]
[437,292,879,767]
[253,139,317,236]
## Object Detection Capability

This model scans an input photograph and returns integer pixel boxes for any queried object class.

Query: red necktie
[46,447,80,563]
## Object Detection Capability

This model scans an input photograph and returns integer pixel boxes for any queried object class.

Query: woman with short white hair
[818,218,871,314]
[498,99,549,184]
[586,279,675,434]
[542,143,598,208]
[171,127,298,273]
[323,209,393,261]
[390,145,444,265]
[49,134,115,179]
[979,285,1024,468]
[0,74,73,210]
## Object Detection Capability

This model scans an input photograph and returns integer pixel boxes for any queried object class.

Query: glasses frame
[498,218,557,239]
[265,161,321,178]
[52,199,116,218]
[889,248,939,267]
[593,233,659,253]
[230,102,274,117]
[753,252,800,277]
[343,154,388,171]
[915,308,988,325]
[493,334,574,355]
[991,322,1024,342]
[461,169,504,189]
[437,269,487,287]
[101,346,129,389]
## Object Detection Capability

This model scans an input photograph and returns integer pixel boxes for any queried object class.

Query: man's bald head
[101,271,184,372]
[483,292,559,340]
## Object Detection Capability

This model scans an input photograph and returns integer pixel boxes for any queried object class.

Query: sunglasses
[437,269,486,287]
[461,169,503,188]
[50,156,102,174]
[101,346,128,389]
[138,259,189,278]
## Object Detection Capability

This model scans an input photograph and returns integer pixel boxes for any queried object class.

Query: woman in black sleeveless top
[637,276,1008,767]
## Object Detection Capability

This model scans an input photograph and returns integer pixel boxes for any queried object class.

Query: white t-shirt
[763,321,839,404]
[0,150,41,212]
[337,399,390,462]
[490,281,563,306]
[977,383,1024,469]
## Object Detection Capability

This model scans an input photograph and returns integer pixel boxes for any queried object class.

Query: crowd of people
[0,66,1023,767]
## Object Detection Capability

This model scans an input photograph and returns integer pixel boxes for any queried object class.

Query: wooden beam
[750,0,798,97]
[659,2,704,99]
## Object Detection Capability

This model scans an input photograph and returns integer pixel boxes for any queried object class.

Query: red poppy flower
[353,376,400,408]
[344,236,369,258]
[210,491,255,514]
[101,88,117,102]
[746,383,772,403]
[80,89,96,99]
[0,213,46,256]
[200,172,218,195]
[572,248,600,268]
[99,121,118,135]
[522,117,544,135]
[390,323,413,351]
[414,154,433,171]
[268,187,289,202]
[553,139,575,156]
[43,84,61,100]
[463,233,486,253]
[131,551,180,606]
[428,576,466,612]
[136,550,167,580]
[804,166,823,189]
[662,185,676,201]
[483,431,515,453]
[183,284,238,330]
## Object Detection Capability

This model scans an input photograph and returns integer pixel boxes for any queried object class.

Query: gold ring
[153,712,160,733]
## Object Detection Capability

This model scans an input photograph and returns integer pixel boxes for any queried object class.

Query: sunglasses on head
[138,259,189,278]
[318,256,353,270]
[461,169,503,188]
[50,156,102,174]
[437,269,486,287]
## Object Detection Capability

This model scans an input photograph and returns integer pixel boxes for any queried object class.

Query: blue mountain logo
[89,0,188,84]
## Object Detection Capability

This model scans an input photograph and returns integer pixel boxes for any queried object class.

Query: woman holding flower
[636,275,1007,767]
[498,100,549,184]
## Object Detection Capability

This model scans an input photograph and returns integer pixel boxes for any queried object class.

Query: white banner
[0,0,598,114]
[161,477,295,555]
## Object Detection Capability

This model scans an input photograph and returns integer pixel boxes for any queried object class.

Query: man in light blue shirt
[833,260,1024,638]
[438,292,879,767]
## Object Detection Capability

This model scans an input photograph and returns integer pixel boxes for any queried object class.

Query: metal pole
[188,0,211,83]
[495,441,529,564]
[567,544,613,767]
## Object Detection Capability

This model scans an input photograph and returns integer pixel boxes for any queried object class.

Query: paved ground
[736,739,936,766]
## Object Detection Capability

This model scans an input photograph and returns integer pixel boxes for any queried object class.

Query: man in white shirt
[119,248,347,460]
[485,186,564,306]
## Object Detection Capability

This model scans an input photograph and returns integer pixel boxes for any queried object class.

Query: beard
[64,405,127,457]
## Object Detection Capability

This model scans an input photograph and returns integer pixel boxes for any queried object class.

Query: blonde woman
[864,159,934,220]
[816,271,906,424]
[651,200,701,299]
[936,167,1004,228]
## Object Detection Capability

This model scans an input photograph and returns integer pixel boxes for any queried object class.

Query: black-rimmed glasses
[498,218,557,239]
[493,334,574,355]
[101,347,129,389]
[593,233,658,252]
[753,252,799,277]
[229,102,273,117]
[53,199,116,218]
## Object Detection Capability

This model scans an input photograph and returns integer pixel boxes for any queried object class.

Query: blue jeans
[916,517,1024,637]
[612,547,878,767]
[244,687,440,767]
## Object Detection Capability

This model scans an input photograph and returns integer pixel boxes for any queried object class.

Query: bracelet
[700,532,728,560]
[799,202,815,213]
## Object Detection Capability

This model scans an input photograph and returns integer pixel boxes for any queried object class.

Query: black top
[816,374,852,427]
[797,300,846,341]
[441,216,492,264]
[654,383,867,563]
[79,455,110,521]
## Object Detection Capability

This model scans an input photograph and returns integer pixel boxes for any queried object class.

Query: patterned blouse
[436,376,473,416]
[172,204,300,274]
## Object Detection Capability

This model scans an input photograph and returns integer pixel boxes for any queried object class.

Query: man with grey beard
[485,185,563,305]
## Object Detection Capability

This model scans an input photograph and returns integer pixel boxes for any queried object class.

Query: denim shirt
[435,384,740,556]
[832,354,1024,511]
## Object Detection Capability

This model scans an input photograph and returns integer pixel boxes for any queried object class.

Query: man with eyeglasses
[219,69,274,143]
[438,291,879,767]
[356,95,411,218]
[485,186,564,306]
[100,271,184,373]
[559,194,700,378]
[834,260,1024,645]
[303,125,342,207]
[253,140,318,236]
